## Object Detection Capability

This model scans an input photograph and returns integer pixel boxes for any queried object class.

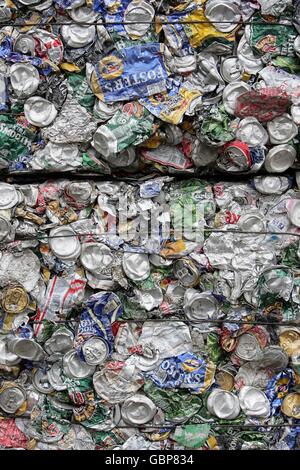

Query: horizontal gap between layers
[3,228,300,242]
[0,19,294,27]
[3,171,299,182]
[28,319,300,325]
[0,417,298,429]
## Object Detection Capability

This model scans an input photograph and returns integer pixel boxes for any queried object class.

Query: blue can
[146,352,216,394]
[75,291,122,366]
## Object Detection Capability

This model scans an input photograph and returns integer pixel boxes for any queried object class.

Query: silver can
[10,63,40,98]
[267,114,298,144]
[138,321,192,361]
[173,258,200,288]
[0,336,21,366]
[291,104,300,125]
[235,363,274,390]
[24,96,58,128]
[80,242,113,277]
[64,181,93,209]
[294,35,300,58]
[16,0,41,4]
[183,289,219,326]
[207,389,240,420]
[0,249,41,292]
[191,140,218,167]
[223,81,251,115]
[0,383,26,414]
[30,0,53,10]
[235,333,263,362]
[93,359,144,404]
[0,183,19,209]
[121,394,157,425]
[237,210,266,233]
[32,369,55,394]
[93,98,121,123]
[205,0,241,33]
[259,345,289,370]
[44,327,74,360]
[13,34,36,55]
[171,55,197,74]
[264,144,296,173]
[47,362,67,391]
[237,33,264,75]
[69,6,100,24]
[63,350,95,379]
[149,254,173,267]
[253,176,291,195]
[61,24,96,48]
[0,216,14,243]
[236,117,269,146]
[260,266,293,300]
[0,2,11,22]
[49,226,81,261]
[220,57,244,83]
[239,386,270,418]
[30,142,81,171]
[124,0,155,38]
[122,252,150,281]
[289,200,300,229]
[81,337,109,366]
[109,148,137,169]
[8,337,46,361]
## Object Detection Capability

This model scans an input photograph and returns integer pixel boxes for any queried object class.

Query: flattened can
[24,96,57,128]
[234,332,263,362]
[239,386,270,418]
[49,226,81,261]
[8,337,45,361]
[215,363,236,391]
[13,34,35,55]
[120,394,157,425]
[0,382,26,414]
[173,258,200,288]
[124,0,155,39]
[63,350,95,379]
[122,253,150,281]
[74,291,122,365]
[281,393,300,419]
[32,369,55,394]
[220,57,244,83]
[1,286,29,315]
[206,389,240,420]
[10,63,40,98]
[64,181,93,209]
[217,140,252,173]
[44,327,74,359]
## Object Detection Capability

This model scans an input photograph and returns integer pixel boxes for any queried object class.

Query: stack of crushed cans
[0,0,300,451]
[0,175,299,450]
[0,0,299,175]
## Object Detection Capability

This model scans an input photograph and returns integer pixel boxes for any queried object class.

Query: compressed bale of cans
[0,176,299,450]
[0,0,300,452]
[0,0,299,175]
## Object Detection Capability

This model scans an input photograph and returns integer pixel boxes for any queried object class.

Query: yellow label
[150,88,202,125]
[207,436,219,450]
[99,55,124,80]
[183,0,236,49]
[60,62,81,73]
[42,266,51,284]
[279,331,300,356]
[91,70,104,101]
[160,239,186,258]
[142,135,163,149]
